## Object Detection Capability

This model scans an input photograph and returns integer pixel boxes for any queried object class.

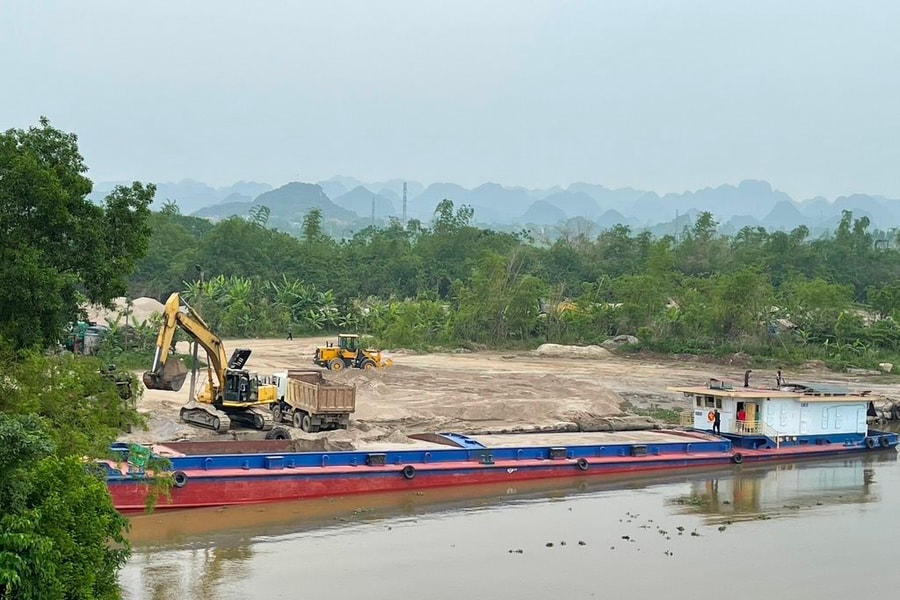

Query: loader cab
[338,334,360,352]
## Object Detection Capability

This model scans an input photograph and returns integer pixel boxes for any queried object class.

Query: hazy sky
[3,1,898,200]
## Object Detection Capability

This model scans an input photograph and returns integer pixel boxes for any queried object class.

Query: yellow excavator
[142,292,276,433]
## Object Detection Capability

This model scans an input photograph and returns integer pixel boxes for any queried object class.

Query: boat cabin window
[702,395,721,409]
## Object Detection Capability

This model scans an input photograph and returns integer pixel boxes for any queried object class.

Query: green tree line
[132,199,900,370]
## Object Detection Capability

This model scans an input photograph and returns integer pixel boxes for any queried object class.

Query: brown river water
[120,452,900,600]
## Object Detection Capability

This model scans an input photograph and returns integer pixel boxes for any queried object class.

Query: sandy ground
[120,336,900,449]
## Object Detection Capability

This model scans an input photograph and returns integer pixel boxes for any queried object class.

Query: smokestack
[402,182,408,224]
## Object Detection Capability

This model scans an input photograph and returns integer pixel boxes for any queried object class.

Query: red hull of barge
[109,439,894,513]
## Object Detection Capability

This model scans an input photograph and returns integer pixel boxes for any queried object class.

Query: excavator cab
[223,370,252,403]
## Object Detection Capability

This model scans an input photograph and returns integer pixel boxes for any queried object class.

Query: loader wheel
[328,358,345,372]
[360,359,377,370]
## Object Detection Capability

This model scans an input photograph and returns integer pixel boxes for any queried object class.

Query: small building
[669,378,878,449]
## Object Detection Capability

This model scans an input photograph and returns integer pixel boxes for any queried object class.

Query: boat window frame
[703,395,722,409]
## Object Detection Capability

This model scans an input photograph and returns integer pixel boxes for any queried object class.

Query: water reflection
[668,455,895,523]
[122,545,256,600]
[121,454,900,600]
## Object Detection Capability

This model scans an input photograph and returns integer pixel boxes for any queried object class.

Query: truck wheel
[328,359,345,372]
[272,404,283,424]
[293,411,303,429]
[301,414,313,432]
[359,359,376,370]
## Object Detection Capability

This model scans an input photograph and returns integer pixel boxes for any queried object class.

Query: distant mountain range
[88,176,900,237]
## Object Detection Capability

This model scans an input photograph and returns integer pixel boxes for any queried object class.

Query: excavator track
[180,402,232,434]
[227,405,275,431]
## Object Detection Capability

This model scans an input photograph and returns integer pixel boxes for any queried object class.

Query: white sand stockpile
[85,296,165,326]
[531,343,612,359]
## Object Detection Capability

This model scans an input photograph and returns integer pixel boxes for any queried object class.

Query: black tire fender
[732,453,743,465]
[576,458,590,471]
[865,437,877,449]
[401,465,416,480]
[173,471,188,488]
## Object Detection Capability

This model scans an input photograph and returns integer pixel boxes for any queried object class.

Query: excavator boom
[142,292,274,433]
[143,292,228,395]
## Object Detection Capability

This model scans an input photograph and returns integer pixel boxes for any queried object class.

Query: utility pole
[188,265,204,404]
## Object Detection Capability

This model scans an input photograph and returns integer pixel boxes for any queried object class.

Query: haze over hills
[90,176,900,237]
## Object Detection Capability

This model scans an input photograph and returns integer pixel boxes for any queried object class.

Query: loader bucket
[142,359,189,392]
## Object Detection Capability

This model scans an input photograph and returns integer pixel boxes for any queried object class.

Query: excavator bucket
[142,359,189,392]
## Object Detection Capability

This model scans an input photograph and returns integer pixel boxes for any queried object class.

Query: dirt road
[122,337,898,448]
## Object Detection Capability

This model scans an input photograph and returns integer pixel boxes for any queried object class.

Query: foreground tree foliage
[0,118,154,350]
[0,414,128,600]
[0,119,152,599]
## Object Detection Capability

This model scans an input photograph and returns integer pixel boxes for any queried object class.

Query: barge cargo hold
[105,426,897,512]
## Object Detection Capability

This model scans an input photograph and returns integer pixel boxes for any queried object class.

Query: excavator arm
[142,292,228,399]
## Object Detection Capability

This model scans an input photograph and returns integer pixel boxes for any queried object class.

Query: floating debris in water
[578,541,586,546]
[621,535,630,540]
[718,525,727,532]
[560,541,567,546]
[546,542,554,547]
[690,531,700,537]
[676,526,685,532]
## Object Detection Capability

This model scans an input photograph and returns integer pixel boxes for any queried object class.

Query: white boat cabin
[669,378,875,442]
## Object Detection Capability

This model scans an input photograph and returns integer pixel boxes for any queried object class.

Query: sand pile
[85,296,164,326]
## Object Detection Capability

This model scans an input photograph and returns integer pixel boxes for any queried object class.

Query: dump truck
[270,369,356,432]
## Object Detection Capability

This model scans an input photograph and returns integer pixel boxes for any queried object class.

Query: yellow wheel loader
[313,334,393,372]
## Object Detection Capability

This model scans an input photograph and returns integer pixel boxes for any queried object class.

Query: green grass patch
[632,406,683,424]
